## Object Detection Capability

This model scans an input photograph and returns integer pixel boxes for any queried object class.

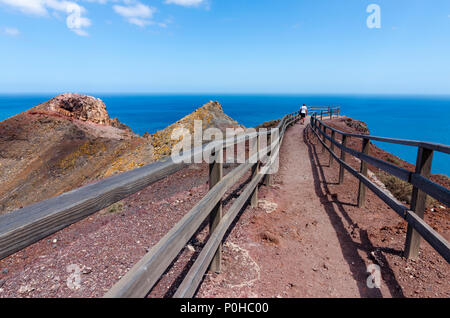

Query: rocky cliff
[150,101,242,159]
[0,95,241,214]
[39,93,111,125]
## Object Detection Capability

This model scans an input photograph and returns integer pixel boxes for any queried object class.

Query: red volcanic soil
[324,117,449,235]
[197,119,449,298]
[0,117,448,298]
[0,160,253,298]
[0,98,145,214]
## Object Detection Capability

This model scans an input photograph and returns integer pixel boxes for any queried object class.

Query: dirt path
[1,118,447,298]
[197,119,402,298]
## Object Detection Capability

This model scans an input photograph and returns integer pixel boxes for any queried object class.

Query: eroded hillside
[0,95,241,214]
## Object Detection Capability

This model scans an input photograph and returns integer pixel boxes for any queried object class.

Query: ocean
[0,94,449,175]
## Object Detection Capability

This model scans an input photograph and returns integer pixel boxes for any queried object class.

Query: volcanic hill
[0,94,241,214]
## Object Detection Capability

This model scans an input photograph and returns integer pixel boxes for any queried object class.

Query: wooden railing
[309,106,340,120]
[1,104,447,298]
[309,110,450,263]
[0,110,301,298]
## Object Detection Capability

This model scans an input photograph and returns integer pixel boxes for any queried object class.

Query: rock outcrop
[38,93,111,124]
[344,118,369,134]
[151,101,242,159]
[0,94,144,213]
[0,96,243,213]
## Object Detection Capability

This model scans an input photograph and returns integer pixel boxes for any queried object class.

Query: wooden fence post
[338,135,347,184]
[251,137,260,207]
[209,149,223,273]
[404,147,434,259]
[320,124,325,153]
[329,106,332,119]
[264,133,273,186]
[357,138,370,208]
[320,110,323,121]
[329,130,335,166]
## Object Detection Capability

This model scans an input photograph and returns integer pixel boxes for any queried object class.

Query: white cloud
[3,27,20,36]
[83,0,110,3]
[0,0,47,15]
[0,0,91,36]
[165,0,205,7]
[127,17,150,27]
[154,16,173,28]
[113,2,156,27]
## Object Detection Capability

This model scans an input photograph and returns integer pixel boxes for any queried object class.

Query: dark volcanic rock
[344,118,369,134]
[42,93,111,125]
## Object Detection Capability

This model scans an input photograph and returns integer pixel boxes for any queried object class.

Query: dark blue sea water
[1,94,449,175]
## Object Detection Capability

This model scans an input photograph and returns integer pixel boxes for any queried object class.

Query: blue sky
[0,0,449,94]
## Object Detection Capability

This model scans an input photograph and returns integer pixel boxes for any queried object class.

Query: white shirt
[300,106,307,114]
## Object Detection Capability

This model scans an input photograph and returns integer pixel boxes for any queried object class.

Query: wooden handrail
[313,116,450,154]
[312,117,450,206]
[0,156,187,260]
[173,136,284,298]
[309,113,450,263]
[0,109,299,298]
[2,103,447,298]
[104,161,255,297]
[0,113,296,261]
[105,113,298,298]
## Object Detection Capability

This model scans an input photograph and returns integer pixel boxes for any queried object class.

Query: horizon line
[1,92,450,97]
